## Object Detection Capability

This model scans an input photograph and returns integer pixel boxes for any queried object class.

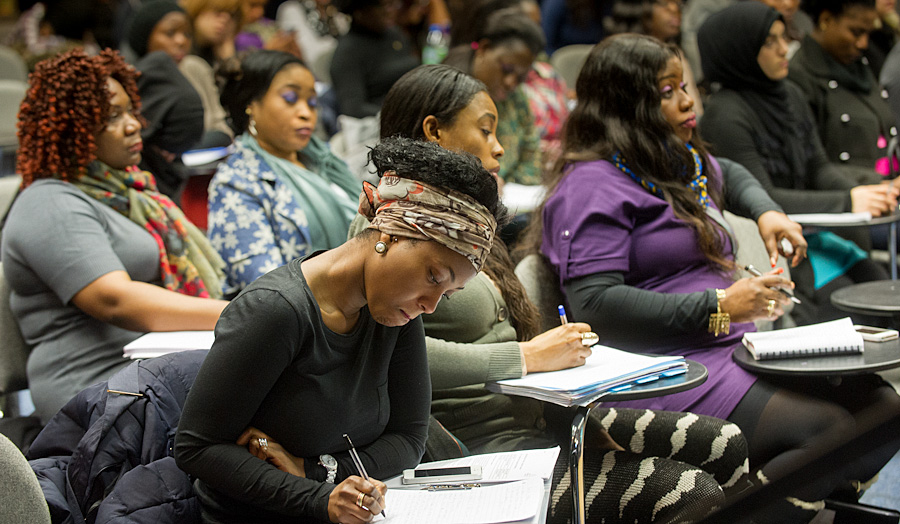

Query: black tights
[728,374,900,522]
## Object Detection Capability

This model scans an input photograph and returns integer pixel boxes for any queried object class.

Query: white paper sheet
[377,477,545,524]
[389,447,559,486]
[123,330,215,359]
[787,212,873,226]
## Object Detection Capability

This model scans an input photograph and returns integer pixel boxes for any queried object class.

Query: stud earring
[374,241,387,254]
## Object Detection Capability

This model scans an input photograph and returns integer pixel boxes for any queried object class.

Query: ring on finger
[258,438,268,451]
[356,491,366,508]
[767,299,776,317]
[580,331,599,347]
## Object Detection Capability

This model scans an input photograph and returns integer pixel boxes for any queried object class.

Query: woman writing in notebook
[534,34,900,522]
[350,64,752,523]
[175,137,505,524]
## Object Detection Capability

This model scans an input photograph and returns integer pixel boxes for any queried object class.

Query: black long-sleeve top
[174,256,430,523]
[329,24,420,118]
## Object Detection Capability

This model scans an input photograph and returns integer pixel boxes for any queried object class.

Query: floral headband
[358,172,497,271]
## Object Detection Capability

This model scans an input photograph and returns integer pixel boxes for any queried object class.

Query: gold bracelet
[708,289,730,337]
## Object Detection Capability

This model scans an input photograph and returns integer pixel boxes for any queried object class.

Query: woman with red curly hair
[2,48,229,422]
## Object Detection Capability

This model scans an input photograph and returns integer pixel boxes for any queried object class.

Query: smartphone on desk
[401,465,483,485]
[854,325,900,342]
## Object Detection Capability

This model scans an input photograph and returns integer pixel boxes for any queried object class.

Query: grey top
[1,179,158,421]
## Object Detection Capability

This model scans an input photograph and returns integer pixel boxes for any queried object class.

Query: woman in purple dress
[534,33,900,522]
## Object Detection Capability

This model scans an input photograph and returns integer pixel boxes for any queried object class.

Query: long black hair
[216,50,308,135]
[379,65,541,340]
[526,34,730,270]
[380,65,488,140]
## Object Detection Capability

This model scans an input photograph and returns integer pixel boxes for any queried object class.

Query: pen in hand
[558,305,568,325]
[744,264,801,304]
[342,433,386,518]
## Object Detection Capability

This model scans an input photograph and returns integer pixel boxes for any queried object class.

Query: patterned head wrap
[358,172,498,271]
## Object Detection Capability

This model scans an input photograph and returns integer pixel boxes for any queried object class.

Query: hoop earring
[374,241,387,254]
[248,117,258,137]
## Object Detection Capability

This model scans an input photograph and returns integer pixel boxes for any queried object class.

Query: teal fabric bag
[806,231,868,289]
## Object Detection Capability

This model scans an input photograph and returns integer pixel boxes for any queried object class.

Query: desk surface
[597,360,708,402]
[732,338,900,376]
[830,280,900,317]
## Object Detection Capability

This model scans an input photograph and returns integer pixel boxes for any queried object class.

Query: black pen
[342,433,386,518]
[744,264,801,304]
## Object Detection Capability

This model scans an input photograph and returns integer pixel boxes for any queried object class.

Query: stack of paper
[742,317,864,361]
[486,346,686,407]
[380,477,545,524]
[123,331,215,359]
[383,448,559,524]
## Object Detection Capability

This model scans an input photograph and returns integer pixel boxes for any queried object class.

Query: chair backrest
[723,211,795,330]
[0,80,28,150]
[0,46,28,83]
[0,260,31,396]
[514,253,566,333]
[549,44,593,89]
[0,175,31,396]
[0,433,51,524]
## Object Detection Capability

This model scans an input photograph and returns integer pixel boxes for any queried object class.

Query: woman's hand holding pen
[237,427,306,477]
[721,269,793,323]
[328,476,387,524]
[520,322,594,373]
[756,211,807,268]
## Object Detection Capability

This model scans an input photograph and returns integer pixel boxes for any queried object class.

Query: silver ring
[767,299,776,317]
[580,331,599,347]
[356,491,366,508]
[258,438,268,450]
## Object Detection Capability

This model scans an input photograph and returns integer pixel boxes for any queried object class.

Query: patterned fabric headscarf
[358,172,497,271]
[74,161,226,299]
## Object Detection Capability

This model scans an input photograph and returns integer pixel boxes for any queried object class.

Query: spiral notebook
[742,317,864,361]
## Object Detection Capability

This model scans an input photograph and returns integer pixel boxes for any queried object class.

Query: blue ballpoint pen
[342,433,386,518]
[558,305,568,325]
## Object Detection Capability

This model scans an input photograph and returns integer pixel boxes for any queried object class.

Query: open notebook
[742,317,864,361]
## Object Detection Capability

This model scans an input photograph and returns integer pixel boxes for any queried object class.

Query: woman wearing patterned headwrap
[175,136,506,524]
[3,48,228,423]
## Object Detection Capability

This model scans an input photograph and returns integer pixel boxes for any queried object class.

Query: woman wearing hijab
[699,2,896,325]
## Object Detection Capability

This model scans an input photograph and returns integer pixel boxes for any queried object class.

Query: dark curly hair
[368,136,508,228]
[17,48,143,186]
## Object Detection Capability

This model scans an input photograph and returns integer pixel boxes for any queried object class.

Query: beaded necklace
[611,144,709,208]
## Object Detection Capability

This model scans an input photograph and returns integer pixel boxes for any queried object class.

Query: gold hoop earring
[374,241,387,254]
